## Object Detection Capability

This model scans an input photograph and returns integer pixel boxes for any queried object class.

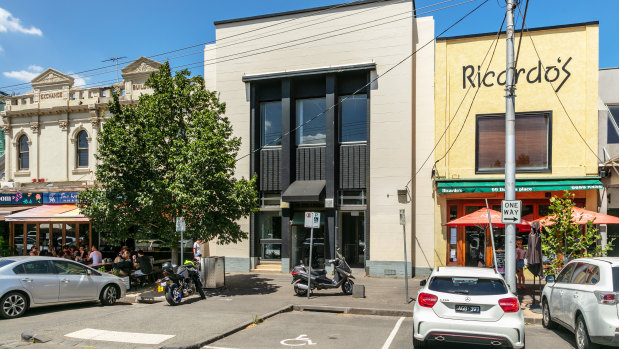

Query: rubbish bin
[201,256,225,288]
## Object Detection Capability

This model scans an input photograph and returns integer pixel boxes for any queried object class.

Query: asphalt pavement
[0,272,578,349]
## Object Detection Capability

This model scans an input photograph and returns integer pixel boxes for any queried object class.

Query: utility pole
[504,0,517,293]
[102,56,127,83]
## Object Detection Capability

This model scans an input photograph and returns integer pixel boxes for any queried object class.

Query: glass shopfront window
[261,101,282,147]
[296,98,326,145]
[339,94,367,143]
[258,211,282,260]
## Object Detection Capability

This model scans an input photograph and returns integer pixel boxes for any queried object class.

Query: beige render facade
[204,0,436,276]
[0,57,161,191]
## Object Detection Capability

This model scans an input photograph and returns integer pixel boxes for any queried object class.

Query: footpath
[128,270,543,348]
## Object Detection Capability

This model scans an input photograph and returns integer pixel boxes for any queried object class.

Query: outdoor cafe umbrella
[535,207,619,226]
[446,208,531,231]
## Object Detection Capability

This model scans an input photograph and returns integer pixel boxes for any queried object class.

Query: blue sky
[0,0,616,94]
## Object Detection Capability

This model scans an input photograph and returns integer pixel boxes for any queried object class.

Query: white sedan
[413,266,525,348]
[0,256,126,319]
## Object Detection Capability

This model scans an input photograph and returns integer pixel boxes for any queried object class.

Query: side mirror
[545,275,555,283]
[86,269,93,276]
[420,279,427,287]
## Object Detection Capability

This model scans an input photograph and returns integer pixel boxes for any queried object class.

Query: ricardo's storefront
[433,22,601,267]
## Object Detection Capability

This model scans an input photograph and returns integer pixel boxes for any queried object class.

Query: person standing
[193,239,202,261]
[516,238,526,289]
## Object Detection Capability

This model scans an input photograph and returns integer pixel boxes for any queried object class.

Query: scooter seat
[311,269,327,276]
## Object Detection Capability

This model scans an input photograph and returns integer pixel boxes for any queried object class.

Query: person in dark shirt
[133,250,152,276]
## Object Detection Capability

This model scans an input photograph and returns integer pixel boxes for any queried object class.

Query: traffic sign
[304,212,320,229]
[176,217,186,232]
[501,200,522,224]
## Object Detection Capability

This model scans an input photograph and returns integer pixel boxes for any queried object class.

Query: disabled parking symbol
[280,334,317,346]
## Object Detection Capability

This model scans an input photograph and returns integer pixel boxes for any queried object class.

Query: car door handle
[61,279,70,283]
[21,278,33,283]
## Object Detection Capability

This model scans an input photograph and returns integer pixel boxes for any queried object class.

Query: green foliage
[541,191,613,275]
[79,62,258,246]
[0,236,10,257]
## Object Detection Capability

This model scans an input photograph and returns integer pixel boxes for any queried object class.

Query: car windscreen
[613,267,619,292]
[428,276,508,295]
[0,259,16,268]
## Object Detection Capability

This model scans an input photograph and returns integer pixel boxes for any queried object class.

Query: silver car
[0,256,126,319]
[413,266,525,348]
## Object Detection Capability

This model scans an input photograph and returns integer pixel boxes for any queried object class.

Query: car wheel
[575,315,597,349]
[0,292,28,319]
[100,285,118,306]
[542,300,557,329]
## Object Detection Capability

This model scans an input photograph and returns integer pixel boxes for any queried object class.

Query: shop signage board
[0,193,43,205]
[43,192,79,204]
[436,179,603,194]
[501,200,522,224]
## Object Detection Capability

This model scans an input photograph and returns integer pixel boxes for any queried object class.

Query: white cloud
[2,67,40,82]
[0,8,42,36]
[0,45,3,53]
[28,65,42,72]
[69,73,89,87]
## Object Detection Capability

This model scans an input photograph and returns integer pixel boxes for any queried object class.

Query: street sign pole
[400,209,409,303]
[176,217,186,264]
[504,0,517,294]
[304,212,320,299]
[307,225,313,300]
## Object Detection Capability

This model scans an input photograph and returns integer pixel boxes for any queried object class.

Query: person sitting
[88,245,103,265]
[76,245,87,262]
[113,250,133,277]
[132,250,153,286]
[29,247,39,256]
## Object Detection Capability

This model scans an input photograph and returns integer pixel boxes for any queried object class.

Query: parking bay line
[381,317,405,349]
[64,328,175,345]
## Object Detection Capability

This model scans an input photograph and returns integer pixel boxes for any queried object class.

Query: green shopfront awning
[436,178,603,194]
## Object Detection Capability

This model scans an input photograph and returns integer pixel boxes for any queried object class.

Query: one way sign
[501,200,522,224]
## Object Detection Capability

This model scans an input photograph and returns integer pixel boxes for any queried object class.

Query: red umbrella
[537,207,619,226]
[446,208,531,231]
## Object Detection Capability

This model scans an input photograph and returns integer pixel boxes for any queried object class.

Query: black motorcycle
[291,251,355,296]
[161,261,206,305]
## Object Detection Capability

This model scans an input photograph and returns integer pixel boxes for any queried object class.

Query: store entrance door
[340,212,365,267]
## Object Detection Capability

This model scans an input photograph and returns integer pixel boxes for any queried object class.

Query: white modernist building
[204,0,436,276]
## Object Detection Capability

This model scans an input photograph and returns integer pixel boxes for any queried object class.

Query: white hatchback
[542,257,619,349]
[413,267,525,348]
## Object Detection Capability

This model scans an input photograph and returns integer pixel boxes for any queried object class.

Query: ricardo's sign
[462,57,572,92]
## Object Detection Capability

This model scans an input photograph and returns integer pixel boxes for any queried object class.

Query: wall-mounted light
[397,189,409,204]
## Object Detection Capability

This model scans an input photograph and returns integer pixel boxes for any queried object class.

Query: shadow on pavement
[204,273,281,297]
[6,300,133,319]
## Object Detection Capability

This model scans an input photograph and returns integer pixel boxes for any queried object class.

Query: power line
[515,3,604,163]
[403,14,505,189]
[4,0,478,96]
[237,0,490,162]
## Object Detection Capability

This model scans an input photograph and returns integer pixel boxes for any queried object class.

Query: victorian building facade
[0,56,161,255]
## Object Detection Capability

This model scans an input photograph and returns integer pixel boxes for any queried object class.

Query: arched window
[77,131,88,167]
[18,135,29,170]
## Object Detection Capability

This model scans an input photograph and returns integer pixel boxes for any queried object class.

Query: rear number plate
[455,304,480,313]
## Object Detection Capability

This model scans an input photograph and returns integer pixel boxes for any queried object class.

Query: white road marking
[202,346,240,349]
[381,317,405,349]
[64,328,175,345]
[280,334,317,346]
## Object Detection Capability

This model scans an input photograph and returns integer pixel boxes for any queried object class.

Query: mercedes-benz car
[0,256,126,319]
[413,266,525,348]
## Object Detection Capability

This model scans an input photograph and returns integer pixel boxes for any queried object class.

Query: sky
[0,0,617,95]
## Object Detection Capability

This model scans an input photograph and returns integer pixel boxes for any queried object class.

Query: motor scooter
[290,251,354,296]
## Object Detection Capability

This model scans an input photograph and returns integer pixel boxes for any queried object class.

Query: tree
[541,191,612,275]
[79,62,258,246]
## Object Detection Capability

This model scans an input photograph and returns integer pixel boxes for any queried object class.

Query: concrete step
[255,263,281,270]
[250,268,282,274]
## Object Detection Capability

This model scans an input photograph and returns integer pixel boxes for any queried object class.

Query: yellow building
[433,22,601,268]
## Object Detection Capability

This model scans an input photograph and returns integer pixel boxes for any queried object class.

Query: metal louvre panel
[296,146,325,180]
[260,148,281,191]
[340,144,367,189]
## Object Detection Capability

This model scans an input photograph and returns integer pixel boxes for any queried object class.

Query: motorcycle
[291,251,355,296]
[160,261,206,305]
